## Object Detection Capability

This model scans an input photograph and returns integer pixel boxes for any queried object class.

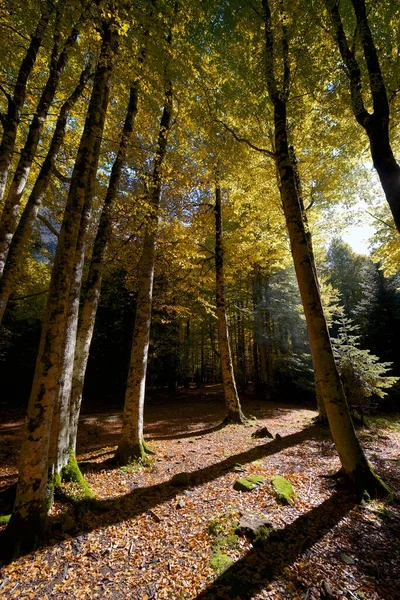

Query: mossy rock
[233,474,266,492]
[171,472,191,487]
[271,475,295,505]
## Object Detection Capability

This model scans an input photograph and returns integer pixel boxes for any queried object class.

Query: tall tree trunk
[68,84,139,455]
[262,0,389,499]
[290,146,327,422]
[0,63,92,323]
[214,183,245,423]
[115,73,173,464]
[0,23,118,557]
[0,4,52,204]
[115,227,156,463]
[236,299,247,391]
[324,0,400,232]
[0,12,83,278]
[48,116,104,483]
[252,267,273,396]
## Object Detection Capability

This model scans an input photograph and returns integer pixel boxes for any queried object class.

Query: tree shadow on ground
[195,492,356,600]
[140,420,228,441]
[59,425,324,533]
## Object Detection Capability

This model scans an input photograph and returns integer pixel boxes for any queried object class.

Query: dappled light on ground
[1,390,399,599]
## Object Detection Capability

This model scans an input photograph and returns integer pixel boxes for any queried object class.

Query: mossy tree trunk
[262,0,389,499]
[115,75,173,465]
[0,23,118,558]
[48,119,105,485]
[214,183,245,424]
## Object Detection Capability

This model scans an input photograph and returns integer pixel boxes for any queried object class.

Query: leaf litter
[0,385,399,599]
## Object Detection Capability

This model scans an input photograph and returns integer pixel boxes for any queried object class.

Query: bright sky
[342,222,375,255]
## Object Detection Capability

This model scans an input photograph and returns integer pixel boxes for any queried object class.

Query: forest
[0,0,399,597]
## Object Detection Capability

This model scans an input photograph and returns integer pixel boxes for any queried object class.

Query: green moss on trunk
[142,439,155,455]
[114,440,147,465]
[352,463,393,503]
[223,410,247,425]
[61,450,93,499]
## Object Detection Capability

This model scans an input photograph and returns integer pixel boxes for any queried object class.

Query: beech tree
[115,50,174,464]
[0,3,85,277]
[214,181,245,423]
[260,0,389,497]
[0,1,53,204]
[1,17,119,555]
[323,0,400,232]
[0,62,93,322]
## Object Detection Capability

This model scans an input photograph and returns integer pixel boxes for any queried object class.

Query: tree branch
[52,165,71,184]
[216,119,275,158]
[37,213,59,237]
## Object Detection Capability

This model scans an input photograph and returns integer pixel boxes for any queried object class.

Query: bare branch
[364,208,396,231]
[52,165,71,184]
[216,119,275,159]
[37,213,59,237]
[13,288,48,301]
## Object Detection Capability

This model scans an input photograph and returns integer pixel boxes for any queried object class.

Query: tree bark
[0,23,118,556]
[68,84,140,455]
[214,183,245,423]
[48,112,105,482]
[0,4,52,204]
[262,0,389,498]
[0,63,92,323]
[115,75,173,465]
[324,0,400,232]
[0,11,83,278]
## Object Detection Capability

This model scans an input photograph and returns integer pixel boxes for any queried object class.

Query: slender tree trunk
[0,14,82,278]
[236,300,247,391]
[68,84,140,454]
[115,73,173,464]
[0,64,92,323]
[290,146,327,421]
[115,227,156,463]
[262,0,389,499]
[0,24,118,557]
[0,4,52,204]
[214,184,245,423]
[252,267,273,396]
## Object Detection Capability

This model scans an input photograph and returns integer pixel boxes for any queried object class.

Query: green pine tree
[331,315,399,421]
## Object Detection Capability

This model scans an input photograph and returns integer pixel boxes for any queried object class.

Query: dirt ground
[0,385,399,599]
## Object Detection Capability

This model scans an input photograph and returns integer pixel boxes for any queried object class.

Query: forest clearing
[1,387,400,599]
[1,0,400,597]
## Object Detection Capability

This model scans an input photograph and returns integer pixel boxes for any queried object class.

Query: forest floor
[0,385,399,600]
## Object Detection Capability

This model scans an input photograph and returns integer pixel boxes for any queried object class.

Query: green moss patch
[233,474,266,492]
[210,549,234,575]
[208,512,239,575]
[271,475,295,505]
[0,514,11,525]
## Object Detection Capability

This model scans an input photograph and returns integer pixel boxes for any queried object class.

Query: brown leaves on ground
[0,385,399,600]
